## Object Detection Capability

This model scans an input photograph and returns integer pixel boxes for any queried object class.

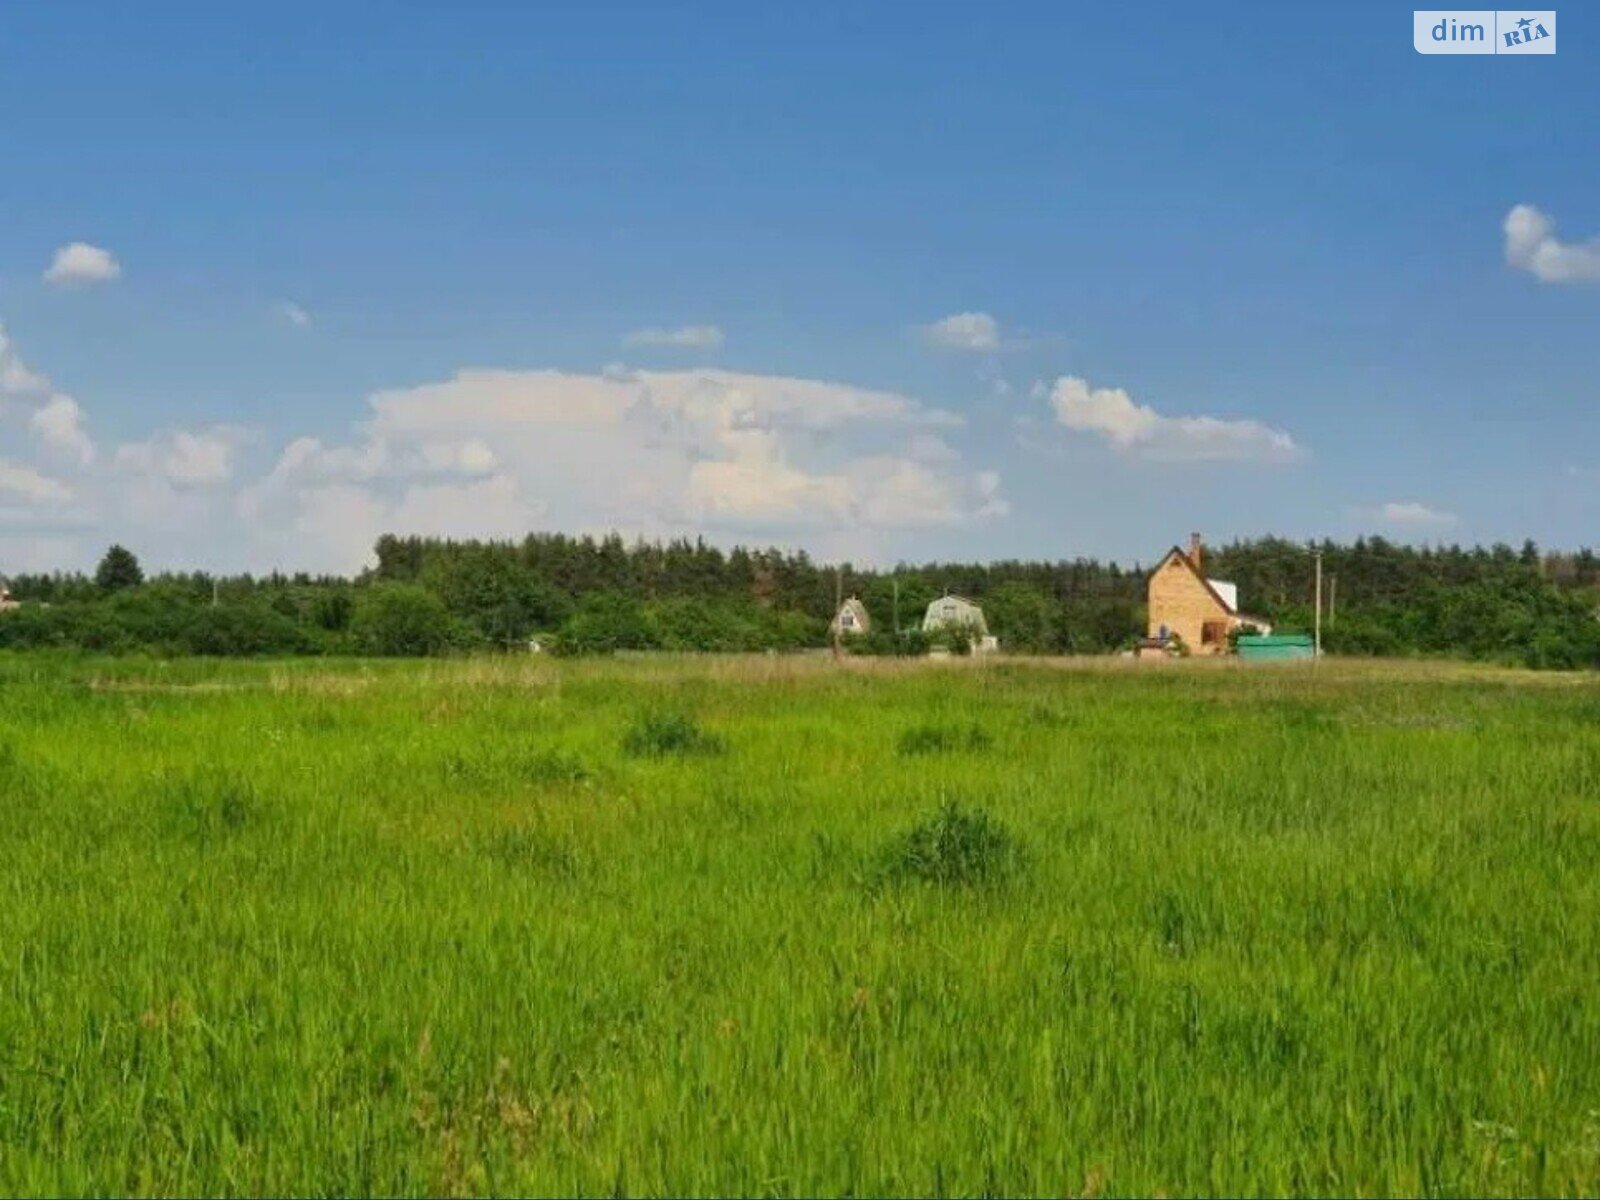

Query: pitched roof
[1152,546,1239,615]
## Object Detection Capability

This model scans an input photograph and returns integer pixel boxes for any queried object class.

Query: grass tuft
[480,826,580,877]
[158,770,262,844]
[876,799,1024,887]
[896,721,993,756]
[514,748,592,785]
[622,711,725,758]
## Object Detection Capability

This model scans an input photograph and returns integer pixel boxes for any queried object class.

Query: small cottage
[829,596,870,637]
[1145,533,1270,656]
[0,581,17,613]
[922,593,987,637]
[922,593,998,652]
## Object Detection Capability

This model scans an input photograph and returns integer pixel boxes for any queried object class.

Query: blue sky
[1,2,1596,574]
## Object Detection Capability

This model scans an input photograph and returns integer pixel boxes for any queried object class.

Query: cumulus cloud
[0,460,73,504]
[922,312,1000,351]
[115,428,246,487]
[43,242,121,287]
[622,324,725,350]
[1,323,98,465]
[1503,204,1600,284]
[1048,375,1301,463]
[30,395,94,464]
[1372,501,1457,527]
[973,470,1009,518]
[0,325,49,396]
[687,454,851,524]
[1,314,1007,571]
[281,301,313,328]
[240,366,1001,570]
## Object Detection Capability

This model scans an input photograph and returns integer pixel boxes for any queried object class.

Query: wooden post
[1313,550,1323,659]
[832,566,843,661]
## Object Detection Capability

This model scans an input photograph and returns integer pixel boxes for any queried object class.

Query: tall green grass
[2,652,1598,1195]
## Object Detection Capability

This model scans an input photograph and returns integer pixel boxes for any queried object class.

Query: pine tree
[94,545,144,593]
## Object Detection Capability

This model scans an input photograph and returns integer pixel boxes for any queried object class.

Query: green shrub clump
[622,712,726,758]
[350,584,475,656]
[877,800,1024,888]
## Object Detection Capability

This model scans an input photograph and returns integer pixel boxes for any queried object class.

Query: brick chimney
[1189,532,1203,570]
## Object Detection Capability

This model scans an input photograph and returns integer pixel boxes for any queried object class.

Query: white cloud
[1373,501,1457,527]
[904,432,960,463]
[241,366,999,570]
[43,242,121,287]
[1,324,99,464]
[281,301,313,328]
[30,395,95,464]
[0,324,49,396]
[622,324,725,350]
[687,455,851,524]
[422,439,497,475]
[1503,204,1600,284]
[974,470,1009,518]
[1048,375,1301,463]
[0,461,73,504]
[0,315,1009,572]
[922,311,1000,351]
[115,428,244,487]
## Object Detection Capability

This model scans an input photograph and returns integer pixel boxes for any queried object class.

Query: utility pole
[1313,549,1323,658]
[832,565,843,661]
[892,577,900,636]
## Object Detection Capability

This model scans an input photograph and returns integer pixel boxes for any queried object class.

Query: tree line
[3,532,1599,667]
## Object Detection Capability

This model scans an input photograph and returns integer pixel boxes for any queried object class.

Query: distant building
[1146,533,1271,655]
[0,581,17,613]
[830,596,871,637]
[922,593,998,653]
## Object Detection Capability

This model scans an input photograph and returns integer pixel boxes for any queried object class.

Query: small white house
[829,596,871,637]
[0,581,17,613]
[921,593,997,652]
[922,593,987,637]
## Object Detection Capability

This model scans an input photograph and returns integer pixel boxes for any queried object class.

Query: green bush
[648,598,754,652]
[876,800,1024,887]
[181,602,313,656]
[350,584,472,656]
[622,711,725,758]
[553,592,655,656]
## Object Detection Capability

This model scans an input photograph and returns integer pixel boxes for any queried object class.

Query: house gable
[1152,547,1238,615]
[1147,547,1239,651]
[922,594,988,637]
[830,597,870,636]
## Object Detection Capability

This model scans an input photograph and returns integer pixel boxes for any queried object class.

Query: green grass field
[3,652,1600,1196]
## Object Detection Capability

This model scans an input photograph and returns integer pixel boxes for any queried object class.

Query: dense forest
[4,532,1600,668]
